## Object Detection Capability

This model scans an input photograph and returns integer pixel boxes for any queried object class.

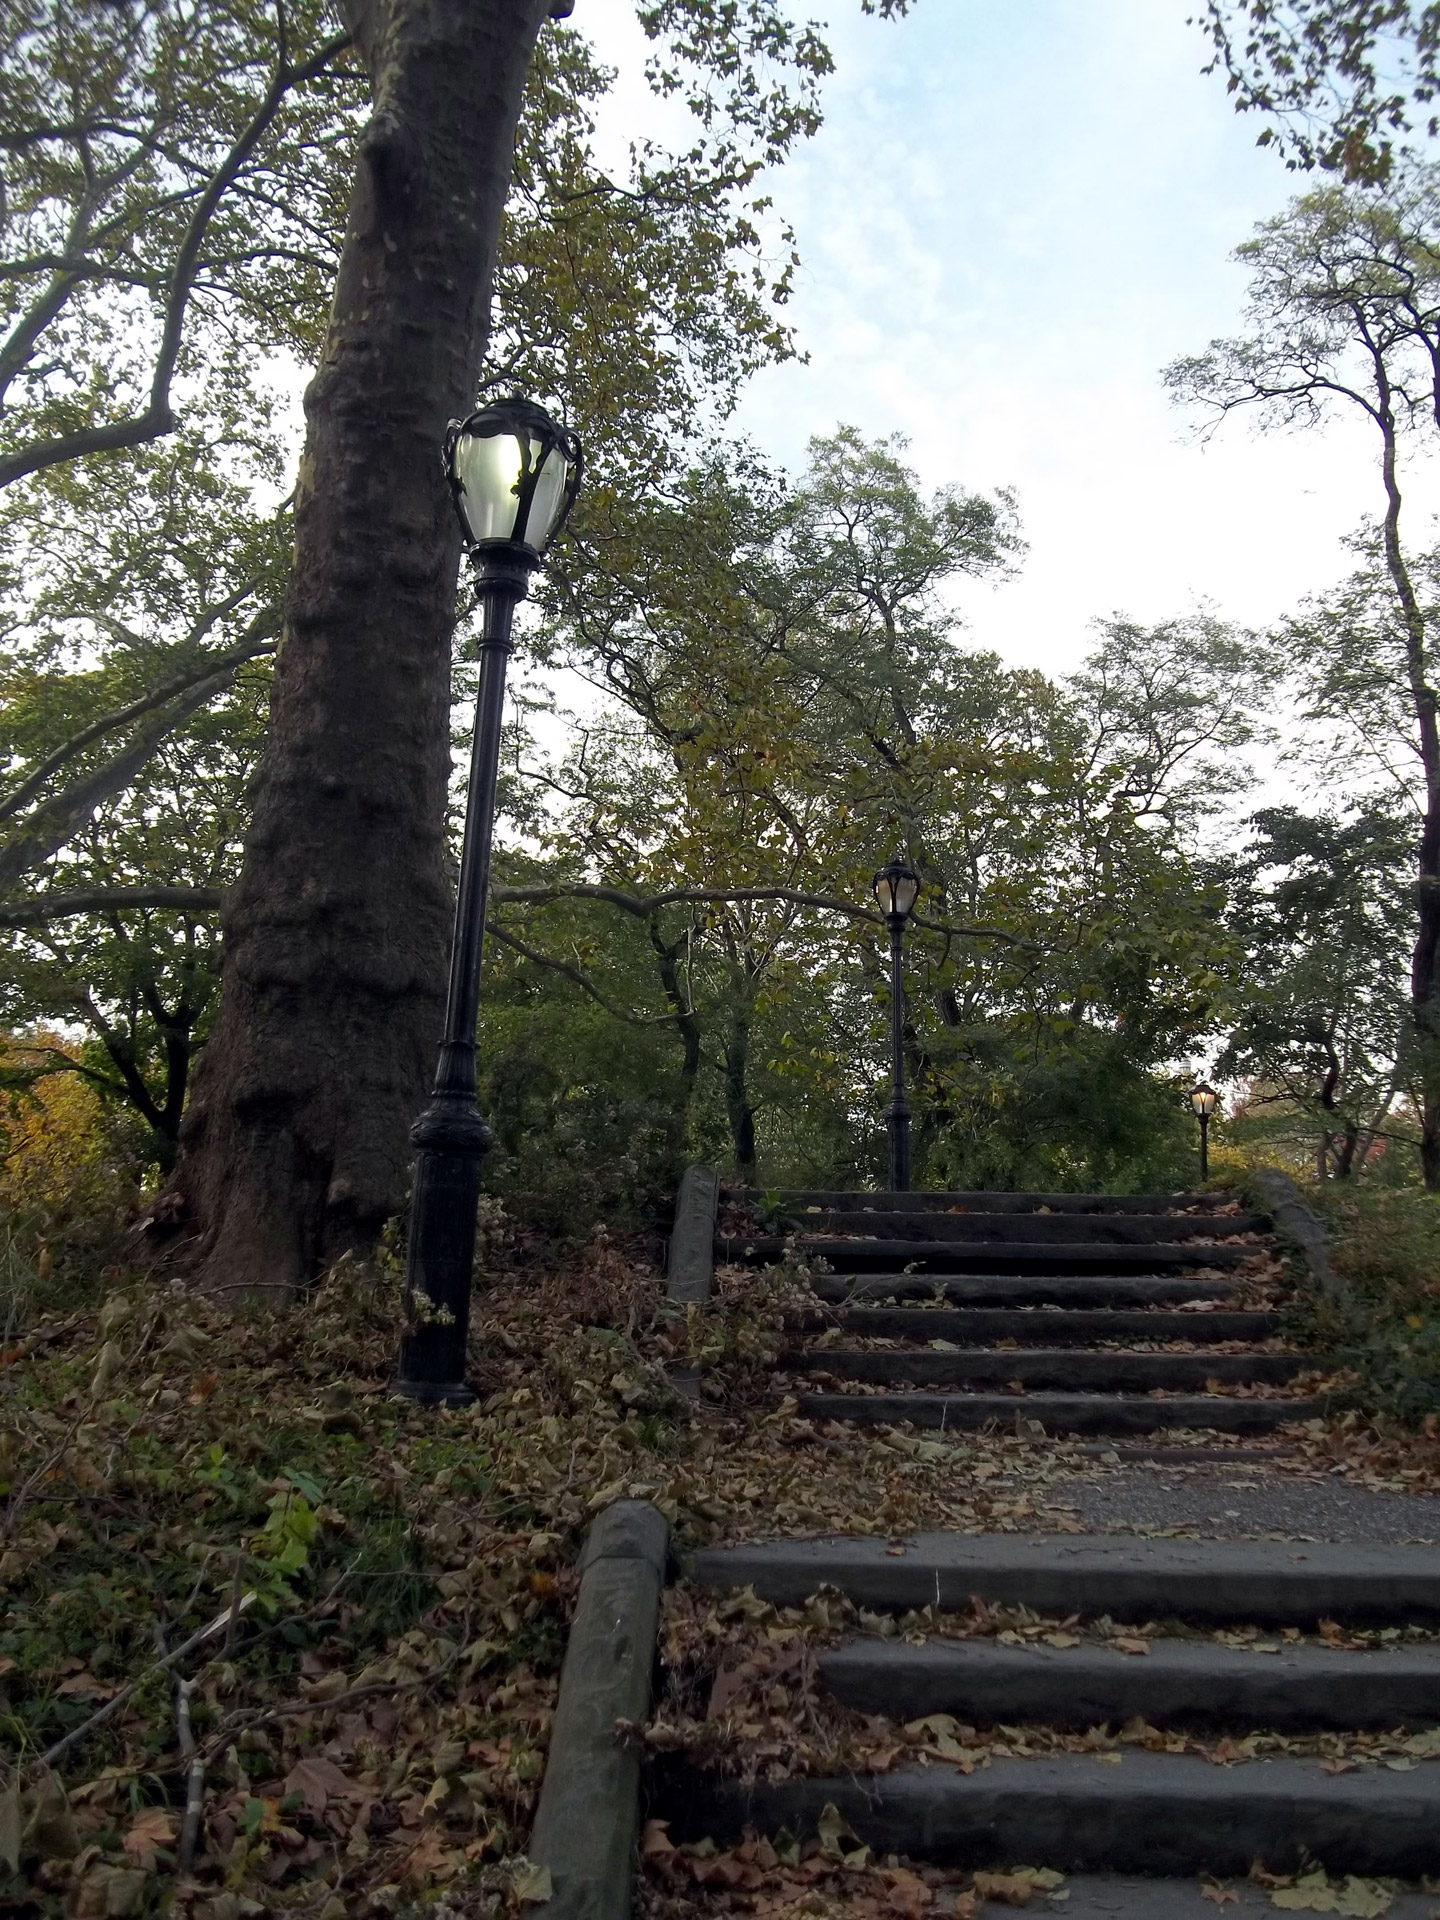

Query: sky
[576,0,1440,680]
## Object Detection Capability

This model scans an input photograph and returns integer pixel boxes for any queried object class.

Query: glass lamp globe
[444,397,582,557]
[1189,1082,1218,1119]
[873,856,921,921]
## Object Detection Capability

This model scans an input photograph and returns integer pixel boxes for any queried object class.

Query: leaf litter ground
[4,1216,1440,1916]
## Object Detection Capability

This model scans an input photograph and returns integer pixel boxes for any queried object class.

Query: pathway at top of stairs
[643,1183,1440,1916]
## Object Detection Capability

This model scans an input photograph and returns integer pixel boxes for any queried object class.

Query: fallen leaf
[1269,1870,1393,1915]
[122,1806,176,1870]
[707,1665,748,1720]
[883,1866,932,1914]
[641,1820,675,1860]
[817,1800,860,1861]
[1203,1887,1240,1906]
[972,1867,1067,1906]
[1113,1637,1149,1656]
[512,1858,553,1903]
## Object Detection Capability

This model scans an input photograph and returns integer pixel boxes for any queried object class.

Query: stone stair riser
[795,1307,1283,1345]
[794,1391,1325,1434]
[789,1350,1305,1390]
[691,1537,1440,1627]
[727,1191,1237,1215]
[727,1239,1252,1273]
[786,1212,1268,1245]
[646,1761,1440,1879]
[818,1638,1440,1731]
[810,1276,1240,1306]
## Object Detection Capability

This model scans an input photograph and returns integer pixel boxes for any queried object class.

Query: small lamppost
[1189,1081,1218,1183]
[394,398,582,1406]
[873,856,921,1191]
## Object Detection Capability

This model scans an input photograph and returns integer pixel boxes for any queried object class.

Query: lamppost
[873,856,921,1191]
[1188,1081,1218,1183]
[394,398,582,1406]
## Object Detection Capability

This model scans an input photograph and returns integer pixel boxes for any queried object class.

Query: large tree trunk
[1377,449,1440,1187]
[163,0,557,1291]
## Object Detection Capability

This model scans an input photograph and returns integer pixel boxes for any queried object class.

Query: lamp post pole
[395,546,535,1405]
[886,910,911,1192]
[1188,1081,1218,1188]
[872,856,920,1194]
[394,399,580,1407]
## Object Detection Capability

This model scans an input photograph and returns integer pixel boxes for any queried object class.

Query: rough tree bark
[162,0,560,1290]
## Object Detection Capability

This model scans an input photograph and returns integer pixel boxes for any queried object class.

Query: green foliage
[1220,803,1415,1175]
[1303,1185,1440,1417]
[492,431,1247,1196]
[1197,2,1440,182]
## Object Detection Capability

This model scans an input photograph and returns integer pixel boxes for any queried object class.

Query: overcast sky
[577,0,1440,679]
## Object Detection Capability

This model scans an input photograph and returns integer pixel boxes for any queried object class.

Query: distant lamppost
[395,398,582,1406]
[873,856,921,1191]
[1189,1081,1218,1183]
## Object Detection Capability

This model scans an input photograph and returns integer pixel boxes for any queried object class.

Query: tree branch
[0,886,224,929]
[0,618,276,825]
[490,880,1016,942]
[0,29,351,489]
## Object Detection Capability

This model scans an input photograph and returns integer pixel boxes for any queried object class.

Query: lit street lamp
[1189,1081,1218,1184]
[395,398,582,1405]
[873,856,921,1191]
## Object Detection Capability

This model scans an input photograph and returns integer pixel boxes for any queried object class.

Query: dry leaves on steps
[1265,1871,1393,1915]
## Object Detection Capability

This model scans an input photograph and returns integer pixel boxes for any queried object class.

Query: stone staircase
[719,1186,1326,1437]
[636,1179,1440,1909]
[649,1532,1440,1894]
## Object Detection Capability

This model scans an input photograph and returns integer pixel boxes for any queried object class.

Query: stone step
[818,1634,1440,1730]
[795,1306,1283,1345]
[777,1210,1269,1245]
[690,1533,1440,1626]
[726,1189,1238,1215]
[646,1753,1440,1878]
[999,1880,1440,1918]
[788,1349,1305,1392]
[811,1274,1242,1307]
[726,1237,1253,1274]
[795,1390,1324,1434]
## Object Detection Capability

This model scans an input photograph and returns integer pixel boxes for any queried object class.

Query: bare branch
[0,885,223,929]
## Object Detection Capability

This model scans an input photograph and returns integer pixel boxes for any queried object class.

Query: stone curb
[664,1164,718,1402]
[529,1501,669,1920]
[665,1163,718,1306]
[1245,1165,1340,1300]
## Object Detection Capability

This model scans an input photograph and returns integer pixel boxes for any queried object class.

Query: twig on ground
[174,1673,205,1871]
[36,1590,255,1772]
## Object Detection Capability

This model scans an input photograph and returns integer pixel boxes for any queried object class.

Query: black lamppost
[873,856,921,1191]
[1189,1081,1218,1183]
[394,398,582,1406]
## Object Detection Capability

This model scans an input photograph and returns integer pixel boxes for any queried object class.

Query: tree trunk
[162,0,556,1291]
[723,993,758,1185]
[649,915,703,1170]
[1374,404,1440,1187]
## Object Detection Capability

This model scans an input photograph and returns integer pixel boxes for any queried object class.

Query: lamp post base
[390,1375,479,1409]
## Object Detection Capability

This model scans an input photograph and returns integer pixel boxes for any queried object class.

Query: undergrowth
[1295,1184,1440,1423]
